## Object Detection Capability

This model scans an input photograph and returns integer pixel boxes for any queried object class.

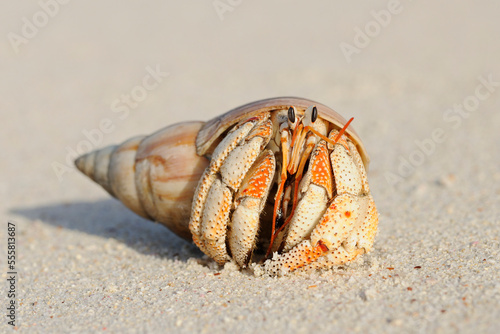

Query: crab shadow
[11,199,204,263]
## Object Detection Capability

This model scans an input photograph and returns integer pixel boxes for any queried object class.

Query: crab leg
[292,190,377,273]
[278,134,317,233]
[281,140,333,252]
[190,120,256,252]
[229,150,275,267]
[189,113,273,261]
[282,185,293,218]
[268,128,291,256]
[288,123,308,174]
[200,179,233,264]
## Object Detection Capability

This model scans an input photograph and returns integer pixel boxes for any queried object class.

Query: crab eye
[311,106,318,123]
[288,107,296,123]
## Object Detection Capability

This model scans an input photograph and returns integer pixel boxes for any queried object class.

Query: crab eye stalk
[311,106,318,123]
[288,107,296,123]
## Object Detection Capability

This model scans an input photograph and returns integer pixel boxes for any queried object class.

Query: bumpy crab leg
[189,112,273,264]
[269,124,292,249]
[284,134,316,219]
[280,139,333,252]
[228,150,275,267]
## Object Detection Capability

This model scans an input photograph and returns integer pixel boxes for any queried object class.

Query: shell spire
[75,121,209,241]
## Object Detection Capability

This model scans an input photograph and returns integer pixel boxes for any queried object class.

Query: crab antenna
[333,117,354,143]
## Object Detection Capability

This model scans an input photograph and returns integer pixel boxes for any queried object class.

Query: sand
[2,1,500,333]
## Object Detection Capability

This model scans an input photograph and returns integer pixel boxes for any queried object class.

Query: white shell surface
[134,121,209,240]
[108,136,148,219]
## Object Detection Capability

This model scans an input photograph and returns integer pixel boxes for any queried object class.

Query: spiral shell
[75,121,209,240]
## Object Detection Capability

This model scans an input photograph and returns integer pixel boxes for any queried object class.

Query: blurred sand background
[1,1,500,333]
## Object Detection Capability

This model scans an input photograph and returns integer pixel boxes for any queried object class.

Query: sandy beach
[2,1,500,333]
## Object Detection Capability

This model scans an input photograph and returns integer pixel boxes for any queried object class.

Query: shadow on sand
[11,199,203,263]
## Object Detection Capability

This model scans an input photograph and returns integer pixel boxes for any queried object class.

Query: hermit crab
[75,97,378,276]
